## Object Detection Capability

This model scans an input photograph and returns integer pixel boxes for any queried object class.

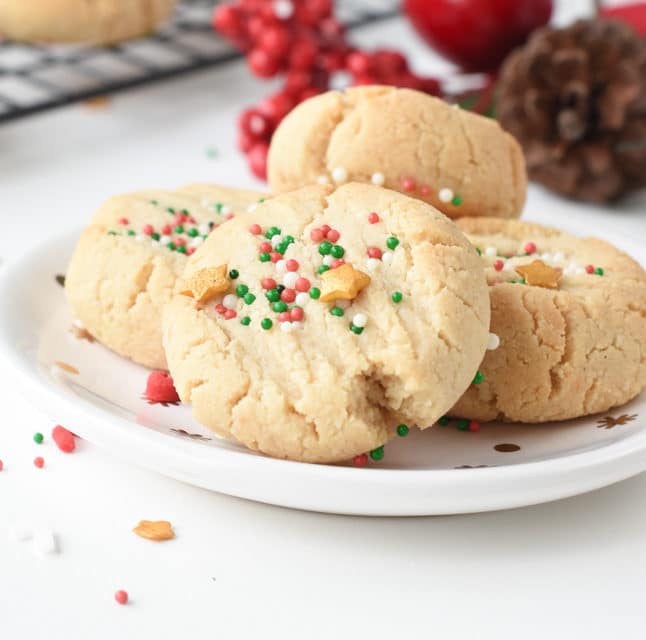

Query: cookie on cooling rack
[268,85,527,220]
[65,185,266,370]
[451,217,646,422]
[163,183,491,463]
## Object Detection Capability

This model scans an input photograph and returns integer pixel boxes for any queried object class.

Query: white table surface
[2,7,646,639]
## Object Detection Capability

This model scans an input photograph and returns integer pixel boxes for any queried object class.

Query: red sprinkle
[225,213,234,221]
[175,213,188,224]
[188,217,196,224]
[320,224,331,237]
[261,278,276,290]
[249,223,262,235]
[585,264,595,274]
[118,217,129,225]
[524,242,536,254]
[279,311,291,322]
[367,247,382,259]
[114,590,128,605]
[401,177,416,192]
[186,248,196,256]
[493,259,504,272]
[353,454,368,467]
[368,212,380,224]
[468,420,481,432]
[285,259,299,272]
[290,307,304,322]
[174,237,186,246]
[224,309,237,320]
[0,460,3,471]
[420,185,432,196]
[52,425,75,453]
[327,229,340,243]
[259,241,272,253]
[295,277,311,292]
[34,457,44,469]
[270,252,281,262]
[280,288,296,303]
[162,224,172,235]
[142,224,154,236]
[215,304,226,314]
[310,228,324,242]
[331,259,345,269]
[144,370,180,404]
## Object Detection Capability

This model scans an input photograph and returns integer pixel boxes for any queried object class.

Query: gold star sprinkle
[515,260,561,289]
[319,264,371,302]
[133,520,175,541]
[181,265,229,303]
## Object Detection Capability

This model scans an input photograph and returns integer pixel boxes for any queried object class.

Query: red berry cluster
[213,0,441,180]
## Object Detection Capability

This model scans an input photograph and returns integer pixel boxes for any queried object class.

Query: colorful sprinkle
[386,236,399,250]
[33,432,44,444]
[391,291,403,303]
[367,247,382,259]
[52,425,75,453]
[261,318,273,330]
[524,241,537,254]
[330,306,345,317]
[332,167,348,183]
[241,316,251,326]
[353,453,368,467]
[595,267,604,276]
[438,416,450,426]
[456,418,470,431]
[309,287,321,299]
[451,195,462,206]
[368,212,380,224]
[33,457,44,468]
[473,371,484,385]
[114,590,128,606]
[438,188,454,203]
[396,424,410,437]
[493,259,504,271]
[229,269,239,279]
[369,446,384,461]
[402,176,416,192]
[371,172,385,186]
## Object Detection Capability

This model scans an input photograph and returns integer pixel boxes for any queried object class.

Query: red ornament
[144,371,180,404]
[601,2,646,36]
[248,142,269,180]
[403,0,552,71]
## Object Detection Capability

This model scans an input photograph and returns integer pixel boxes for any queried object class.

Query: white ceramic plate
[0,230,645,516]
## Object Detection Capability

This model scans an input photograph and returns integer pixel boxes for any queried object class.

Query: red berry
[524,241,536,254]
[259,26,291,58]
[290,307,304,322]
[212,4,241,35]
[224,309,237,320]
[298,87,321,101]
[142,224,153,235]
[368,212,380,224]
[258,92,295,122]
[259,241,272,253]
[469,420,481,432]
[326,229,340,242]
[238,130,255,153]
[346,51,371,75]
[114,590,128,605]
[247,15,266,40]
[52,425,75,453]
[144,370,180,404]
[249,223,262,235]
[353,453,368,467]
[353,73,377,86]
[493,259,504,271]
[367,247,382,259]
[248,142,269,180]
[280,288,296,303]
[285,259,299,271]
[34,457,44,469]
[295,277,311,292]
[585,264,595,274]
[296,0,332,25]
[270,252,281,262]
[310,228,324,242]
[372,50,408,76]
[284,70,313,95]
[248,48,280,78]
[262,278,277,290]
[239,108,271,137]
[288,39,318,70]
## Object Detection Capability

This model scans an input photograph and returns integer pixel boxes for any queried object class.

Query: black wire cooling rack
[0,0,399,124]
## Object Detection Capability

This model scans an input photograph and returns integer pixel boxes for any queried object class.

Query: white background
[2,3,646,638]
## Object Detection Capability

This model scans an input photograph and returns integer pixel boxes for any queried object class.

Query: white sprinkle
[151,241,159,248]
[487,333,500,350]
[485,246,497,257]
[8,525,32,543]
[332,167,348,183]
[73,318,84,329]
[317,175,330,185]
[201,197,210,208]
[366,258,381,271]
[160,235,171,246]
[271,235,283,248]
[283,272,298,289]
[189,237,203,249]
[503,260,517,272]
[247,203,258,213]
[291,321,303,331]
[280,321,292,332]
[564,266,575,276]
[32,529,58,556]
[553,252,565,263]
[541,252,553,262]
[223,294,238,310]
[323,255,334,266]
[371,172,385,186]
[335,299,350,310]
[352,313,367,328]
[295,292,309,306]
[575,267,586,275]
[198,223,211,235]
[273,0,293,19]
[382,251,394,265]
[135,234,145,243]
[221,205,231,216]
[276,259,287,273]
[439,188,454,203]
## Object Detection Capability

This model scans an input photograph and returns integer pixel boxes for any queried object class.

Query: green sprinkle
[176,245,187,254]
[168,242,176,251]
[369,446,384,461]
[107,230,117,236]
[276,242,289,254]
[386,236,399,250]
[330,306,344,317]
[33,432,44,444]
[331,245,345,258]
[272,301,288,313]
[258,198,266,203]
[438,416,450,426]
[215,203,223,213]
[181,209,189,215]
[349,323,364,335]
[229,269,239,279]
[235,284,249,297]
[150,199,158,205]
[188,228,199,238]
[318,241,332,255]
[318,265,330,274]
[127,230,136,236]
[241,316,251,326]
[456,418,470,431]
[243,293,256,305]
[276,285,285,293]
[283,235,294,245]
[509,279,517,284]
[151,232,160,241]
[476,247,482,255]
[259,252,271,263]
[391,291,403,303]
[396,424,409,437]
[309,287,321,300]
[265,289,280,302]
[519,278,526,284]
[265,226,281,239]
[451,195,462,206]
[205,146,218,159]
[167,207,175,214]
[473,371,484,385]
[174,225,184,234]
[595,267,604,276]
[261,318,273,330]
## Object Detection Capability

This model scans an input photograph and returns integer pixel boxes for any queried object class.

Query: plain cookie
[65,185,266,369]
[163,183,490,463]
[451,217,646,422]
[268,85,527,220]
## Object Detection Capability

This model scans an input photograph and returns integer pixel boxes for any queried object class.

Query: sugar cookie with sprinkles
[451,217,646,422]
[65,185,266,369]
[267,85,526,220]
[163,183,490,463]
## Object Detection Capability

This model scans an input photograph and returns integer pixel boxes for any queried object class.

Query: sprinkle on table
[369,446,385,461]
[114,590,129,606]
[33,432,44,444]
[396,424,410,437]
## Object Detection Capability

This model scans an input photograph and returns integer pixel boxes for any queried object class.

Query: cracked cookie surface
[452,217,646,422]
[65,185,265,369]
[267,85,526,220]
[163,183,490,463]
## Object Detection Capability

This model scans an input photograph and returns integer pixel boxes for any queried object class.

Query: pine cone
[497,18,646,203]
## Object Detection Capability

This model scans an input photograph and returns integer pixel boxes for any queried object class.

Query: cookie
[451,217,646,422]
[267,85,526,220]
[0,0,177,44]
[163,183,490,463]
[65,185,266,369]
